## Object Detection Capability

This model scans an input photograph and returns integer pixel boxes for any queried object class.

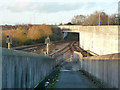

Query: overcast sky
[0,0,119,25]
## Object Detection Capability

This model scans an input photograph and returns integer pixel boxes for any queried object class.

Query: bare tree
[71,15,86,25]
[109,14,119,25]
[71,11,119,26]
[83,11,109,26]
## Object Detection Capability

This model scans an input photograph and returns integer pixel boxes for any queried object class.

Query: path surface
[54,62,97,88]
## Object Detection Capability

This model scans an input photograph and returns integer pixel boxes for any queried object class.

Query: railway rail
[12,41,68,52]
[12,43,46,52]
[49,42,72,56]
[12,40,93,58]
[70,41,93,57]
[49,41,93,57]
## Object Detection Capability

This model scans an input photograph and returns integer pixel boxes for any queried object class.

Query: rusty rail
[12,41,69,52]
[49,42,71,56]
[70,41,93,57]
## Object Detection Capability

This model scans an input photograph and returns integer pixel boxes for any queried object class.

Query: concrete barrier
[73,52,120,88]
[0,27,2,90]
[1,48,64,88]
[0,48,2,90]
[59,25,119,55]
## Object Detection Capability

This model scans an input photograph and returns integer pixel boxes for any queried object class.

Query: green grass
[48,71,61,89]
[34,68,60,89]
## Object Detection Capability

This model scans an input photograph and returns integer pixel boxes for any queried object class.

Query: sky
[0,0,119,25]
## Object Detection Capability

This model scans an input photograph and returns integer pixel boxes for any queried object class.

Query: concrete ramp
[54,61,97,88]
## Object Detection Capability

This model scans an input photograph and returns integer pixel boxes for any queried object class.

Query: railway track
[12,40,93,58]
[12,43,46,52]
[50,41,93,57]
[12,41,70,52]
[70,41,93,57]
[49,42,72,56]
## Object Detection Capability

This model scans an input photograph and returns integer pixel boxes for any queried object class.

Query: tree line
[63,11,119,25]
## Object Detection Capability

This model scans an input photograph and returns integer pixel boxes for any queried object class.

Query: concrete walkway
[54,62,97,88]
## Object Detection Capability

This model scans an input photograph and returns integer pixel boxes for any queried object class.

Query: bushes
[3,29,27,43]
[50,26,63,41]
[27,25,52,40]
[24,37,46,45]
[2,25,63,47]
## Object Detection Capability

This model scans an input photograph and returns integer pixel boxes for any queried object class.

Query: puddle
[60,70,71,72]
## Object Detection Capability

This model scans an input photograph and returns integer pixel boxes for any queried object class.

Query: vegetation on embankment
[2,24,63,48]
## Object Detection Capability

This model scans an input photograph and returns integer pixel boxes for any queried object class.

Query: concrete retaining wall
[0,27,2,90]
[59,25,119,55]
[73,52,120,88]
[0,48,2,90]
[1,48,64,88]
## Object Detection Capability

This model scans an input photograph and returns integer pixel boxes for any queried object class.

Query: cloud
[5,0,118,14]
[8,0,32,12]
[83,2,96,9]
[7,2,84,13]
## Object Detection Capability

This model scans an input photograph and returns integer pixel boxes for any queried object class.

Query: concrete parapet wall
[73,52,120,88]
[1,48,63,88]
[0,48,2,90]
[59,25,119,55]
[0,27,2,89]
